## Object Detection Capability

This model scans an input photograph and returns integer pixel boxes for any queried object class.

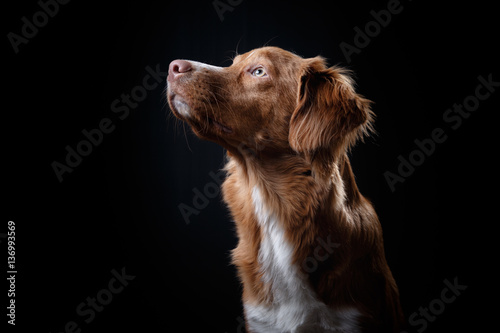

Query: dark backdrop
[5,0,497,332]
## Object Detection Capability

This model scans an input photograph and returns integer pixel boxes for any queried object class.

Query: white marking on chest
[248,185,361,332]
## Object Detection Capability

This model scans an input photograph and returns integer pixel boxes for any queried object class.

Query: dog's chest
[246,185,360,333]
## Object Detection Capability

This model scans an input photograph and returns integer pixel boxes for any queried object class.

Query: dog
[167,46,403,332]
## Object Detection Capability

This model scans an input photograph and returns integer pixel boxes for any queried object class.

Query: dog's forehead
[232,49,264,64]
[232,47,302,67]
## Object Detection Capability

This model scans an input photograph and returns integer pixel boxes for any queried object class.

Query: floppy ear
[289,57,374,157]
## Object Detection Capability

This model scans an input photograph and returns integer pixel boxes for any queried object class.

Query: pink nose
[168,60,192,81]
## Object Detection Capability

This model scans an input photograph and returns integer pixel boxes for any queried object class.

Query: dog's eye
[252,67,267,77]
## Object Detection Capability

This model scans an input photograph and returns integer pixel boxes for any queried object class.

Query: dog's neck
[226,147,361,208]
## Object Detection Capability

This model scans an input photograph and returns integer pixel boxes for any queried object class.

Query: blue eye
[252,67,267,77]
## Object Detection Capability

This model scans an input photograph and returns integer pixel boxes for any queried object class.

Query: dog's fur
[167,46,403,332]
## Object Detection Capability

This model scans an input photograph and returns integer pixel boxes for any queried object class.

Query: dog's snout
[168,60,192,82]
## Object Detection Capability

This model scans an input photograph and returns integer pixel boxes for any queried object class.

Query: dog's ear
[289,57,374,157]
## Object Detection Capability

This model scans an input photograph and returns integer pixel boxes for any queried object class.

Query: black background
[4,0,498,332]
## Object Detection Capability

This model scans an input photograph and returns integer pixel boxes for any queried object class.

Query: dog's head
[167,46,373,167]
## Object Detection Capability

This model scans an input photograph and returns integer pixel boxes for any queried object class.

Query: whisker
[208,90,221,113]
[200,94,213,133]
[204,82,232,96]
[182,122,193,153]
[204,87,237,124]
[263,36,279,47]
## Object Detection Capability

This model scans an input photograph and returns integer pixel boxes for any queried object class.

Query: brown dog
[167,46,403,332]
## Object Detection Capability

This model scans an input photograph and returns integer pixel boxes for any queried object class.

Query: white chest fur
[246,186,360,333]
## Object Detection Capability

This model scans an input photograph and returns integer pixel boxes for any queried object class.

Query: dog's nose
[168,60,192,82]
